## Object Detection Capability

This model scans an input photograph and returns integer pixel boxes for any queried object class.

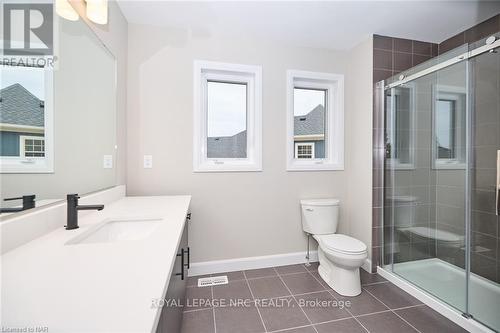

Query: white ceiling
[117,1,500,50]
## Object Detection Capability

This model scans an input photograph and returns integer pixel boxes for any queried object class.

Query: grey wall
[71,0,128,186]
[126,23,373,263]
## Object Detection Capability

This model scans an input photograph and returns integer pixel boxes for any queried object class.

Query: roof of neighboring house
[0,83,45,127]
[206,105,325,158]
[207,130,247,158]
[294,104,324,136]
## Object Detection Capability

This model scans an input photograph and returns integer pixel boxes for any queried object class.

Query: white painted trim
[0,123,44,134]
[286,70,344,171]
[377,266,495,333]
[193,60,262,172]
[189,251,319,277]
[294,134,325,141]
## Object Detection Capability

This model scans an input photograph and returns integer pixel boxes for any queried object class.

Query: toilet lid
[318,234,367,254]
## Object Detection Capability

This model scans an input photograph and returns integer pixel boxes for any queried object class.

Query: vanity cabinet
[156,216,190,333]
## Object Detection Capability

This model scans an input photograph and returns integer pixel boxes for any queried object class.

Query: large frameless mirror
[0,16,117,218]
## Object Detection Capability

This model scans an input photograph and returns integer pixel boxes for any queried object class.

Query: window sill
[193,160,262,173]
[286,161,344,172]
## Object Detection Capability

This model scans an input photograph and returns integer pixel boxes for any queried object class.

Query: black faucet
[66,194,104,230]
[0,195,36,213]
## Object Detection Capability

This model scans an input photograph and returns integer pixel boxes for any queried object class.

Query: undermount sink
[66,218,162,245]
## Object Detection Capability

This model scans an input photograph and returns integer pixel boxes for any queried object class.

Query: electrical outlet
[143,155,153,168]
[103,155,113,169]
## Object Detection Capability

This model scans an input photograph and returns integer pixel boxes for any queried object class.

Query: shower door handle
[496,150,500,215]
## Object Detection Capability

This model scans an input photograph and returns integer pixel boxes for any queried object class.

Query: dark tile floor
[181,263,467,333]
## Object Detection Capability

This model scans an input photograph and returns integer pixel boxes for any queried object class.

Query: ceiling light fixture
[86,0,108,25]
[55,0,79,21]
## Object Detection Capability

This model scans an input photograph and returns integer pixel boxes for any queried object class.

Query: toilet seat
[315,234,367,255]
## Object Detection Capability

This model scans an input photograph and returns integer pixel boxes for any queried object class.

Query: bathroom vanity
[1,194,191,332]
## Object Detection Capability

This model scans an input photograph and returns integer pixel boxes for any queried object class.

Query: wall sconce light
[56,0,79,21]
[86,0,108,25]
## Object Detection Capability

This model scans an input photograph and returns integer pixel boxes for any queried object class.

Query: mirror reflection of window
[293,88,326,159]
[433,89,466,168]
[385,85,414,169]
[0,65,52,172]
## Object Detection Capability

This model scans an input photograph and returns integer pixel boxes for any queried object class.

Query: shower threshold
[377,258,499,333]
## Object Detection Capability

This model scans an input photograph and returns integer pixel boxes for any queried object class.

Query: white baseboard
[189,251,319,277]
[189,251,373,277]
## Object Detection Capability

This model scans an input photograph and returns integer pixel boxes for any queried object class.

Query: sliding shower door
[468,42,500,331]
[384,56,469,314]
[382,35,500,332]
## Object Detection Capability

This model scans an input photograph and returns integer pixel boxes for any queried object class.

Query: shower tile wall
[372,13,500,274]
[372,35,438,272]
[439,14,500,54]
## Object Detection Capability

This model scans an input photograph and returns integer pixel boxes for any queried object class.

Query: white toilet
[301,198,367,296]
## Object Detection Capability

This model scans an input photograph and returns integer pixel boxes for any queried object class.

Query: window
[20,136,45,157]
[193,60,262,172]
[432,85,466,169]
[287,70,344,171]
[295,142,315,159]
[0,65,54,173]
[385,85,415,169]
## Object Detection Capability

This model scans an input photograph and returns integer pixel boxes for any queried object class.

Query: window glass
[207,81,247,159]
[293,88,326,159]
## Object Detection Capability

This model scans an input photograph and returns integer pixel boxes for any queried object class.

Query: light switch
[143,155,153,169]
[103,155,113,169]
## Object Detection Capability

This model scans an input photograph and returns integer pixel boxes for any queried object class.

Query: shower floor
[393,258,500,331]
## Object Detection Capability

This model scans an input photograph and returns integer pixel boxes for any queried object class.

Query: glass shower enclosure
[380,33,500,332]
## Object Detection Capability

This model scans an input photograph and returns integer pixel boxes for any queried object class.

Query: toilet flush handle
[305,208,314,212]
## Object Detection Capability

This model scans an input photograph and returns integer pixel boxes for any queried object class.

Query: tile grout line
[267,324,315,333]
[309,267,370,333]
[243,270,268,333]
[326,289,370,333]
[362,287,422,333]
[273,267,320,333]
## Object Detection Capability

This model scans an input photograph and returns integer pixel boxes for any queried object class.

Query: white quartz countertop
[1,195,191,333]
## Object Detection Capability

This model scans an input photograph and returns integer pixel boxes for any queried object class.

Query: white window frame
[295,142,315,159]
[286,70,344,171]
[20,135,45,158]
[193,60,262,172]
[0,66,54,174]
[431,84,466,170]
[385,84,416,170]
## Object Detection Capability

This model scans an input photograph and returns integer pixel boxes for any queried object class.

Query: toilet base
[317,247,362,297]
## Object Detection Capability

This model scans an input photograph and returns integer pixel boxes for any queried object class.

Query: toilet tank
[300,199,340,235]
[387,196,417,228]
